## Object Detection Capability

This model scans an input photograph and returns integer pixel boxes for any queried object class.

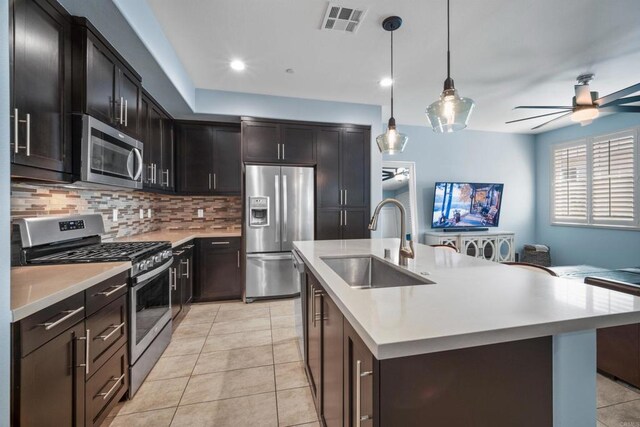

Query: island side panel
[553,330,597,427]
[378,337,553,427]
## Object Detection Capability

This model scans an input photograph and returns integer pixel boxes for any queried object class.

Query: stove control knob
[154,254,162,263]
[137,262,147,272]
[163,250,172,259]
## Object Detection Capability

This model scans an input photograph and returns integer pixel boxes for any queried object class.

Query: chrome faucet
[368,198,415,266]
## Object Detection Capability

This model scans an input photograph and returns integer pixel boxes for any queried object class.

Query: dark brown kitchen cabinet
[242,119,315,164]
[170,255,183,320]
[306,275,322,407]
[344,320,375,427]
[72,18,142,139]
[10,0,73,182]
[316,125,370,240]
[194,238,242,301]
[142,91,174,191]
[180,243,195,306]
[170,242,195,324]
[177,122,241,195]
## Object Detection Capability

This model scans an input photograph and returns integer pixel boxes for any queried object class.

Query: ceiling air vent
[321,2,367,34]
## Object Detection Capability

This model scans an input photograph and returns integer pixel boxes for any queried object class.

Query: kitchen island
[293,238,640,427]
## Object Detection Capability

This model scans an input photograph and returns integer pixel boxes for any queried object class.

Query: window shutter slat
[552,143,588,221]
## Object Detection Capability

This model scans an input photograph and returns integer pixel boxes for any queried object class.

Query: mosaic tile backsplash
[11,182,242,241]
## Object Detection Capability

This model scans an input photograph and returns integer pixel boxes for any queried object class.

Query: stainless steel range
[12,214,173,396]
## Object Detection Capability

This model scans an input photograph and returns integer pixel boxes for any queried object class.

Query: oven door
[130,258,172,363]
[81,115,143,189]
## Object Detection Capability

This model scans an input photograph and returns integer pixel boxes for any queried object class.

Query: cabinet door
[196,240,242,301]
[181,248,194,305]
[160,113,175,190]
[344,322,375,427]
[170,257,182,319]
[316,210,342,240]
[306,276,322,407]
[341,128,370,208]
[118,68,141,139]
[343,210,370,240]
[242,121,280,162]
[19,322,86,427]
[597,325,640,387]
[316,128,342,209]
[147,105,163,188]
[85,36,116,125]
[280,124,315,164]
[140,96,152,185]
[12,0,70,173]
[322,292,344,427]
[178,124,213,193]
[212,127,241,194]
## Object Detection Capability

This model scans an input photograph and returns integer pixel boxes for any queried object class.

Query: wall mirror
[379,161,419,240]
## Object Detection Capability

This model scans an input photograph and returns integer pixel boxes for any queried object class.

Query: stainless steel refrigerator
[245,165,314,300]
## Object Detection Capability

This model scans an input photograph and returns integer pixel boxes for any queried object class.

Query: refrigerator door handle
[275,174,280,243]
[282,174,288,242]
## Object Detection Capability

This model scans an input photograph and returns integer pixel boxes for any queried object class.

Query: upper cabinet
[71,18,142,140]
[142,91,174,191]
[242,119,315,164]
[177,122,241,195]
[10,0,72,182]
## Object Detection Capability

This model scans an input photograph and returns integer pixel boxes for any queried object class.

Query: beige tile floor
[102,299,640,426]
[102,299,319,427]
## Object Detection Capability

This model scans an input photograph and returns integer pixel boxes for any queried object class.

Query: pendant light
[425,0,475,133]
[376,16,408,154]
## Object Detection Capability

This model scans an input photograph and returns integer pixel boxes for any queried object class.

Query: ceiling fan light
[377,121,408,154]
[426,89,475,133]
[571,106,599,124]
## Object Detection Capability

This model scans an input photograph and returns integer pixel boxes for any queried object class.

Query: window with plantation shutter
[550,128,639,229]
[552,141,588,223]
[591,132,636,225]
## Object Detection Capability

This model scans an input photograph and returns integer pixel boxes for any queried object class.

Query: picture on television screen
[432,182,504,228]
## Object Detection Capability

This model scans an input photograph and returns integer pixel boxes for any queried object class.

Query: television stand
[424,230,515,262]
[443,227,488,232]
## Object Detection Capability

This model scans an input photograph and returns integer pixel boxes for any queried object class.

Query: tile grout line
[270,305,281,427]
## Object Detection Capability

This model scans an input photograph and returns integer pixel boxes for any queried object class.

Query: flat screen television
[432,182,504,229]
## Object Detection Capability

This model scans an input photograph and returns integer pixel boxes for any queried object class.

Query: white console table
[424,230,515,262]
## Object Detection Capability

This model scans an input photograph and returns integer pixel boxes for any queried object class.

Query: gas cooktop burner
[29,241,170,264]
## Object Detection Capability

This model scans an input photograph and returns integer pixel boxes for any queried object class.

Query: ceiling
[146,0,640,134]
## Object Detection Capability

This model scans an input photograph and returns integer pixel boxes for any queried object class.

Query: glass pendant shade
[426,88,475,133]
[377,118,408,154]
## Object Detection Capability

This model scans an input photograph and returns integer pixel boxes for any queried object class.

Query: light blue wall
[535,113,640,268]
[0,0,11,423]
[196,88,384,223]
[383,124,537,249]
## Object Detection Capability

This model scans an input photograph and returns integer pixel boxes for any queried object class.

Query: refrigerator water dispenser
[249,196,269,227]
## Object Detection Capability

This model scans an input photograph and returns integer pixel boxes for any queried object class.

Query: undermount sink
[321,255,435,289]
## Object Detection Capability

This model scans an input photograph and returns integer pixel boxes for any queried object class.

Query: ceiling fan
[506,74,640,130]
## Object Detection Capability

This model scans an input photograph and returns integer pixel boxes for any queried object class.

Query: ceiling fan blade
[599,105,640,113]
[595,82,640,106]
[600,95,640,107]
[505,110,570,124]
[514,106,572,110]
[531,112,572,130]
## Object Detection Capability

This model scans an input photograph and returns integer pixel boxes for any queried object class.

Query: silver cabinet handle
[183,244,195,249]
[282,174,288,242]
[211,241,230,245]
[208,173,212,190]
[39,306,84,331]
[356,360,373,426]
[344,210,347,227]
[281,143,285,159]
[97,373,125,400]
[124,99,128,126]
[97,283,127,297]
[213,173,217,190]
[345,189,348,205]
[171,268,177,291]
[181,259,189,278]
[120,96,124,125]
[97,322,125,341]
[237,250,240,268]
[25,113,30,156]
[310,284,316,327]
[173,250,185,256]
[12,108,18,153]
[16,111,30,155]
[78,329,90,374]
[339,189,343,205]
[340,210,343,227]
[162,169,169,187]
[277,143,280,160]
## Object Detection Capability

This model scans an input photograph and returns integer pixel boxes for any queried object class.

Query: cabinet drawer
[198,237,241,250]
[20,292,85,357]
[86,294,127,377]
[86,344,128,427]
[85,271,129,316]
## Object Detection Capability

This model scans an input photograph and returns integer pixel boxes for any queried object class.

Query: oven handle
[134,258,173,286]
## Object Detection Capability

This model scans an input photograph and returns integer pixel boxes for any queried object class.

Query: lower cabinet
[170,242,195,323]
[194,238,242,301]
[13,271,130,427]
[316,209,370,241]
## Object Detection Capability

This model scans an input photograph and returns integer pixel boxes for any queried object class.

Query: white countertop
[294,238,640,360]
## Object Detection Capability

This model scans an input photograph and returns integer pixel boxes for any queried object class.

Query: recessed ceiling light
[379,77,393,87]
[230,60,246,71]
[286,68,295,74]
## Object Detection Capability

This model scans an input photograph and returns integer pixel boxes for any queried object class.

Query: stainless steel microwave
[77,114,143,189]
